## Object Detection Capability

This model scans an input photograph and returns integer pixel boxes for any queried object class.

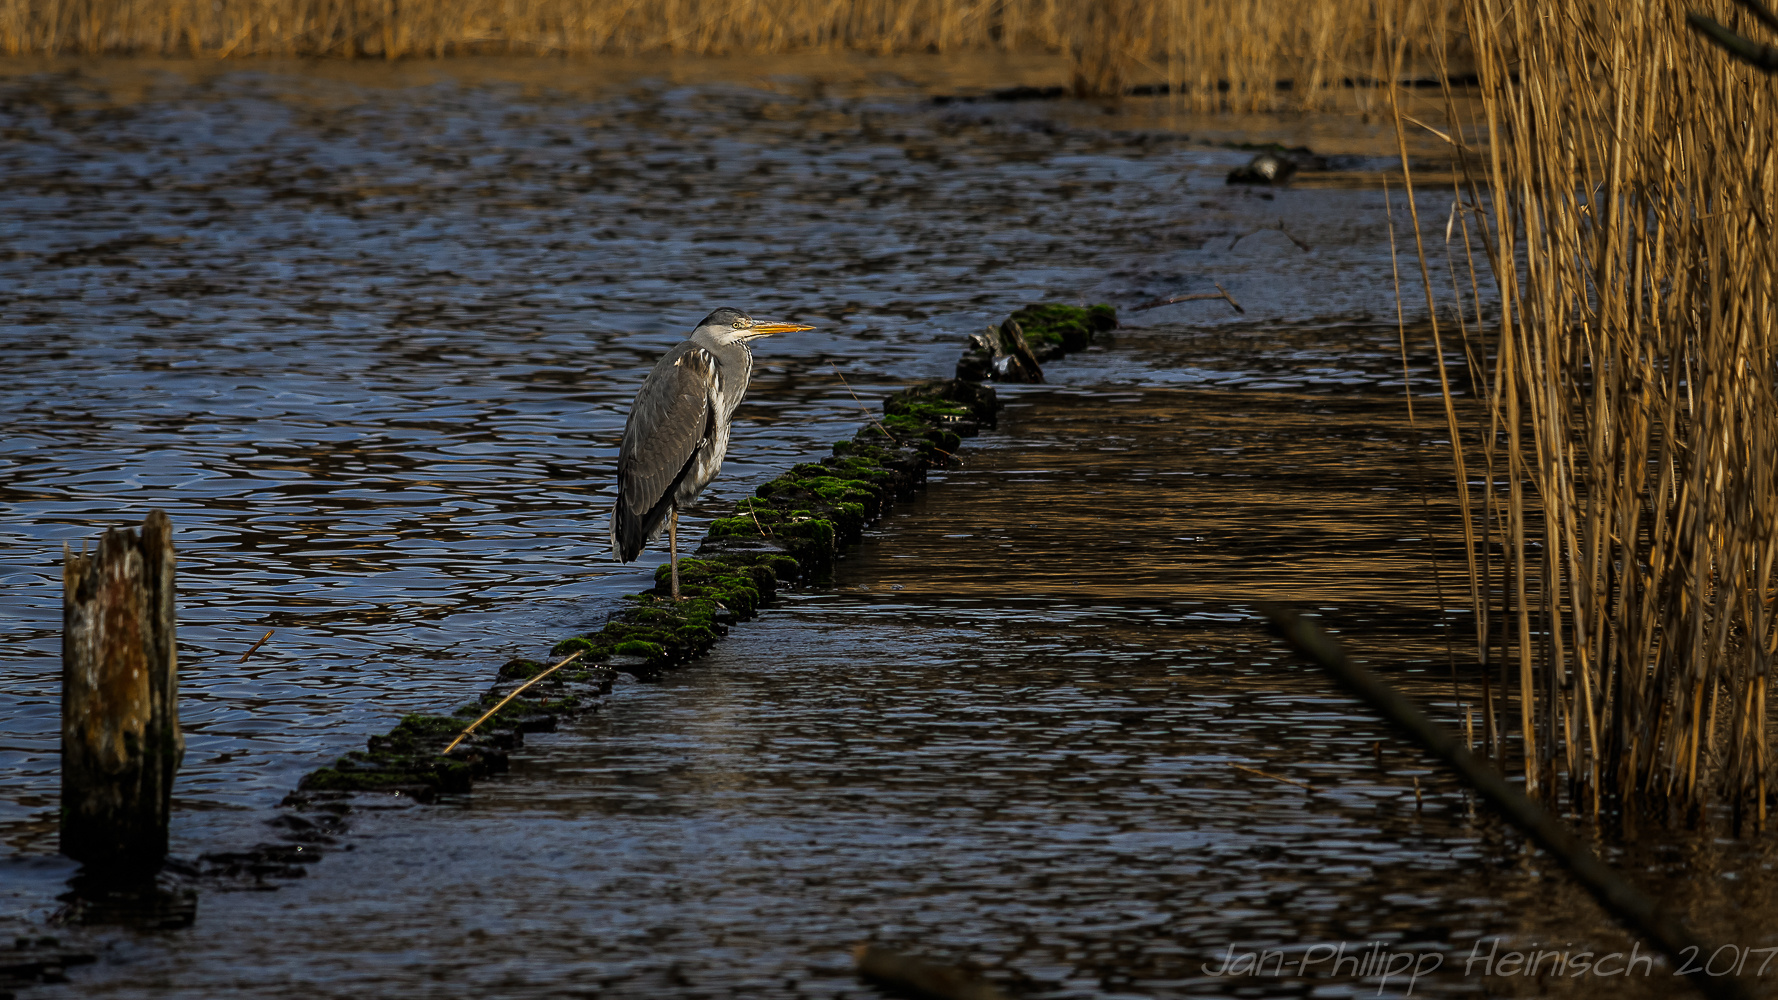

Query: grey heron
[610,307,813,599]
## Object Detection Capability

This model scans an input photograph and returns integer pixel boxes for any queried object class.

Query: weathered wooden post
[61,510,183,872]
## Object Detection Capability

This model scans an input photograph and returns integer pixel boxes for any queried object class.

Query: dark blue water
[0,58,1438,852]
[13,58,1759,1000]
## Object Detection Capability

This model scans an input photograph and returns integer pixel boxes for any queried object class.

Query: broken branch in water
[1230,218,1313,252]
[442,650,584,755]
[1261,604,1753,1000]
[854,944,1007,1000]
[1131,282,1246,314]
[237,629,275,664]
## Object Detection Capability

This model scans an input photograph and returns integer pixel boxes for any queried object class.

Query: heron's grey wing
[616,345,719,523]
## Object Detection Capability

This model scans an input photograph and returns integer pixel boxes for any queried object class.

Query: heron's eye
[733,317,753,329]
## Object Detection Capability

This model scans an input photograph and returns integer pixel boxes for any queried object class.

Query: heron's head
[695,307,814,344]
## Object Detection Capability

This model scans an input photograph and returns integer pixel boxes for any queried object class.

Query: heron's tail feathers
[610,506,643,563]
[610,492,671,563]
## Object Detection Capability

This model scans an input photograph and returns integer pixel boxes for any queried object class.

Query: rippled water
[7,56,1772,1000]
[0,57,1440,846]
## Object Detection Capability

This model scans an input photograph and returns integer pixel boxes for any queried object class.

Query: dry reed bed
[3,0,1460,108]
[1407,0,1778,824]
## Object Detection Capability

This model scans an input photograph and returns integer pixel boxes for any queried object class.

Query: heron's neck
[690,328,753,361]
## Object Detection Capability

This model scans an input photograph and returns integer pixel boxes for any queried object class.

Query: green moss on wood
[548,636,598,658]
[292,375,1006,806]
[1009,302,1118,354]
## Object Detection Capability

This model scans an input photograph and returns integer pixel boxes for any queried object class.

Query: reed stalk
[1401,0,1778,823]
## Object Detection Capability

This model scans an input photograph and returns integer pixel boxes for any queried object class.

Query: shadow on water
[5,56,1775,1000]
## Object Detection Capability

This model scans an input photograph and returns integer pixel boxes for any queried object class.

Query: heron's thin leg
[668,508,681,601]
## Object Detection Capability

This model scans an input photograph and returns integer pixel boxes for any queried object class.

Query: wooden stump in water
[61,510,183,872]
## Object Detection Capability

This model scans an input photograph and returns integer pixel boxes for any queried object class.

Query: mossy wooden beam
[198,306,1109,887]
[284,375,1004,803]
[258,306,1108,849]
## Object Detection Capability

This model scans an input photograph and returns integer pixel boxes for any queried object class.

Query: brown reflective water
[4,58,1774,1000]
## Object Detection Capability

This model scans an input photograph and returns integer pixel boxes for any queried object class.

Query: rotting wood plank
[61,509,184,873]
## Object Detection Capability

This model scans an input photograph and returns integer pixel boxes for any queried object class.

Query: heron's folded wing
[617,346,718,516]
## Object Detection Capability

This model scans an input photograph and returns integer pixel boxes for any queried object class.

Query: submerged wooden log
[61,510,184,872]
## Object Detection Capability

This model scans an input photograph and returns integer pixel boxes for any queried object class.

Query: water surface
[11,57,1758,1000]
[0,57,1451,849]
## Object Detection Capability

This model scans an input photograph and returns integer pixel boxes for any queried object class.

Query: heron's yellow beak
[750,321,815,336]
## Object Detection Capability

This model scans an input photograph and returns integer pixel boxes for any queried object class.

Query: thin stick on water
[442,650,585,756]
[1228,762,1314,791]
[828,362,895,440]
[1228,219,1313,252]
[828,362,953,457]
[1263,604,1752,1000]
[1131,283,1246,314]
[237,629,275,664]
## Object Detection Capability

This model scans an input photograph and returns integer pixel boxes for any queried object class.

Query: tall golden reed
[1,0,1449,109]
[1404,0,1778,825]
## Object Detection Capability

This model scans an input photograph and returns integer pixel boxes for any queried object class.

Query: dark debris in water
[930,85,1069,106]
[1228,152,1300,186]
[956,301,1116,380]
[854,943,1009,1000]
[0,933,99,994]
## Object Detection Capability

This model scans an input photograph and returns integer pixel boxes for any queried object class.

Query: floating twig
[1229,218,1313,252]
[1131,282,1246,314]
[442,650,584,756]
[1261,604,1753,1000]
[237,629,275,664]
[1229,762,1314,791]
[828,362,897,442]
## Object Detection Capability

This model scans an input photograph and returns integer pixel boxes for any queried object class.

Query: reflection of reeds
[2,0,1456,108]
[1403,0,1778,825]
